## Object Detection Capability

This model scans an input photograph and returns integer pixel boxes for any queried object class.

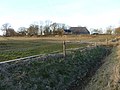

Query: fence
[0,38,119,64]
[62,38,120,58]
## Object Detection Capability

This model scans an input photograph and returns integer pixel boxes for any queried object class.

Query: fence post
[63,41,66,58]
[118,39,120,45]
[94,42,97,47]
[106,38,108,45]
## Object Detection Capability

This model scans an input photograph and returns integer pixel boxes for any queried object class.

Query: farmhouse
[64,27,90,35]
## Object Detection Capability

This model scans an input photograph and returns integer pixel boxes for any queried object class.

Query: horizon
[0,0,120,35]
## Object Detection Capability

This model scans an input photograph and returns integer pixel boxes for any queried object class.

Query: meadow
[0,36,89,62]
[0,35,117,62]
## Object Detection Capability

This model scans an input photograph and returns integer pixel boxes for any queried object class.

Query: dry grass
[84,45,120,90]
[0,35,116,42]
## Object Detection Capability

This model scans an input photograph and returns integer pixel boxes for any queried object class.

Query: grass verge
[84,45,120,90]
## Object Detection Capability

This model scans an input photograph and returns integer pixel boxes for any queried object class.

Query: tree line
[0,20,68,37]
[1,21,120,37]
[91,26,120,35]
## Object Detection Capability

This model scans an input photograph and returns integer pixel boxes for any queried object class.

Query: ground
[0,35,115,62]
[0,35,120,90]
[84,45,120,90]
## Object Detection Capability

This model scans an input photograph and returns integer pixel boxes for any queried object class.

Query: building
[64,27,90,35]
[64,29,72,34]
[5,28,17,36]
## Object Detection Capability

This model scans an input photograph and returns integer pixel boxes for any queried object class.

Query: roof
[69,27,90,34]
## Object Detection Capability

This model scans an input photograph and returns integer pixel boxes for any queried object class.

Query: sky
[0,0,120,35]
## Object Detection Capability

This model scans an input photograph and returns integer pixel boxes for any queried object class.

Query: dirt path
[84,45,120,90]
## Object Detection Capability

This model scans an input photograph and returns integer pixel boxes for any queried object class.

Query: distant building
[64,27,90,35]
[64,29,72,34]
[5,28,17,36]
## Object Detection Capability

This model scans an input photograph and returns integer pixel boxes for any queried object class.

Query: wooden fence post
[117,38,120,45]
[63,41,66,58]
[106,38,108,45]
[94,42,97,47]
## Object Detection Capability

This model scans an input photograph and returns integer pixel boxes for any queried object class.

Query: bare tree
[98,28,103,34]
[106,26,113,34]
[50,22,57,35]
[39,21,43,35]
[56,23,65,36]
[45,20,52,26]
[27,24,39,36]
[1,23,11,36]
[50,23,66,35]
[44,20,52,35]
[18,27,27,36]
[91,29,99,35]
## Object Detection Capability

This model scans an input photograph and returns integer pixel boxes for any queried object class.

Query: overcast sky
[0,0,120,34]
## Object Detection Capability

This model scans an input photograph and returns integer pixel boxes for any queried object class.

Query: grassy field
[0,38,88,62]
[0,35,117,62]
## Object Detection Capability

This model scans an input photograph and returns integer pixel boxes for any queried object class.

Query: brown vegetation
[84,45,120,90]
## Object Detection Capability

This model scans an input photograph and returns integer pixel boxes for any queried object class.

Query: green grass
[0,40,87,62]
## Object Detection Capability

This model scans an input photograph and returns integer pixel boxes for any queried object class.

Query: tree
[17,27,27,36]
[58,29,64,36]
[91,28,103,35]
[34,25,39,35]
[56,24,65,36]
[44,25,50,35]
[61,24,66,29]
[91,29,99,35]
[114,27,120,35]
[27,24,39,36]
[43,20,52,35]
[106,29,112,34]
[50,23,66,35]
[39,21,43,35]
[1,23,11,36]
[50,22,58,35]
[98,28,103,34]
[106,26,113,34]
